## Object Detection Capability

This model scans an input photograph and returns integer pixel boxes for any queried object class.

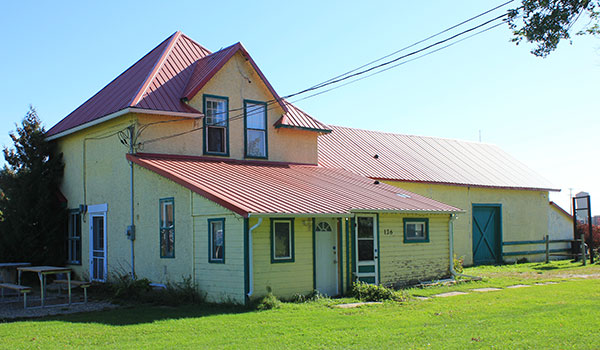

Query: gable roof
[275,100,331,133]
[128,153,461,217]
[47,32,326,139]
[318,125,558,191]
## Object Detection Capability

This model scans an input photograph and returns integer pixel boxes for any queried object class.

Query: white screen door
[355,215,378,284]
[89,205,107,282]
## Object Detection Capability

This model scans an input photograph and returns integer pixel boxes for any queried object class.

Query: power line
[140,7,512,145]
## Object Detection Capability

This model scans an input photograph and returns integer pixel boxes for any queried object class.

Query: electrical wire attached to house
[138,1,514,146]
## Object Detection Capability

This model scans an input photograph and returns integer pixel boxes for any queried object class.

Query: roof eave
[372,178,560,192]
[274,123,332,134]
[350,209,465,214]
[46,107,203,141]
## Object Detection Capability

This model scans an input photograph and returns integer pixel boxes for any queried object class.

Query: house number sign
[383,229,394,235]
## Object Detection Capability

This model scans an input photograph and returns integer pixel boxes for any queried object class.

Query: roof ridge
[179,33,213,55]
[330,125,492,146]
[129,31,182,107]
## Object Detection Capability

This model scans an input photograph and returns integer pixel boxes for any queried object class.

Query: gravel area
[0,294,118,320]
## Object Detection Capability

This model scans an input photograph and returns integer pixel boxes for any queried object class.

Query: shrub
[288,290,327,303]
[256,293,281,310]
[453,254,465,273]
[351,282,406,302]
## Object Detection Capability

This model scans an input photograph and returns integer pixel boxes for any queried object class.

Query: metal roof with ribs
[275,100,331,133]
[47,32,326,138]
[318,125,558,191]
[128,153,461,217]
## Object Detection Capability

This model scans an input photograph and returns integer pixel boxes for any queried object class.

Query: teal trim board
[207,218,225,264]
[243,99,268,160]
[159,197,175,259]
[376,213,381,285]
[270,218,295,263]
[312,218,316,290]
[203,94,230,157]
[243,218,249,305]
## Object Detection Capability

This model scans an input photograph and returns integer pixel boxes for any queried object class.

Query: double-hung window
[208,218,225,263]
[403,218,429,243]
[271,219,294,263]
[160,198,175,258]
[67,209,82,264]
[244,100,267,158]
[204,95,229,155]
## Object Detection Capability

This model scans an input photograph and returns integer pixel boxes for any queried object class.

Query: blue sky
[1,0,598,212]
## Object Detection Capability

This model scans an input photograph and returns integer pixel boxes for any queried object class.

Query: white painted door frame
[88,203,107,282]
[315,219,339,296]
[354,214,379,284]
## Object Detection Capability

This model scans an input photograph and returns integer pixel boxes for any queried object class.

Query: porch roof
[128,153,462,218]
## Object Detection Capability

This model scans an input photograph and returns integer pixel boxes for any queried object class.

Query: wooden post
[545,235,550,264]
[581,233,587,266]
[587,197,593,264]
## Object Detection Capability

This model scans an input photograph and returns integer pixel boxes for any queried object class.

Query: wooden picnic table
[0,262,31,283]
[18,266,72,307]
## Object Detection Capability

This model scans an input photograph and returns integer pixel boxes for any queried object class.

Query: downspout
[127,125,136,279]
[247,217,263,297]
[449,214,481,280]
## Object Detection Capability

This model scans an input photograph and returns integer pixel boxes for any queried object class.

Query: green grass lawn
[2,261,600,349]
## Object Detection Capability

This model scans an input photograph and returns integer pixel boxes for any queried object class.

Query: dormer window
[244,100,267,158]
[204,95,229,155]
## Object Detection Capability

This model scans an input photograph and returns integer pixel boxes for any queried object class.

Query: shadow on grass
[34,303,253,326]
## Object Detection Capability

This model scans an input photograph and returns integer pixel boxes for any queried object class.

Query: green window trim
[243,99,268,159]
[208,218,226,264]
[159,197,175,258]
[203,94,230,157]
[270,218,295,263]
[403,218,429,243]
[67,208,82,265]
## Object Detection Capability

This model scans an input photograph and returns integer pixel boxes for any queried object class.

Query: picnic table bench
[0,283,32,308]
[51,279,91,303]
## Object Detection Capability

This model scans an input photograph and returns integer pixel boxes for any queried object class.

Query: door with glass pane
[89,213,107,282]
[315,220,338,296]
[355,215,378,284]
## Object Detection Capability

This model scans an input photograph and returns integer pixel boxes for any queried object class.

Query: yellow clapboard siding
[251,217,313,299]
[378,213,450,286]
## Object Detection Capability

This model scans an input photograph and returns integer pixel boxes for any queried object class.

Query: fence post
[545,235,550,264]
[581,233,587,266]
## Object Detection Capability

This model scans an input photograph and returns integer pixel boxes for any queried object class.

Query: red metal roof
[318,126,558,191]
[47,32,211,137]
[128,153,461,217]
[48,32,326,139]
[274,100,332,133]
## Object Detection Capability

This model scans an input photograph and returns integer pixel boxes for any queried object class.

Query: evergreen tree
[0,106,66,265]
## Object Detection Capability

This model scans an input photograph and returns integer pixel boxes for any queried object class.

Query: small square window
[271,219,294,263]
[403,218,429,243]
[208,218,225,263]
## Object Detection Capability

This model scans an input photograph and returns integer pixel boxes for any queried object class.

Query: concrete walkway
[429,281,562,299]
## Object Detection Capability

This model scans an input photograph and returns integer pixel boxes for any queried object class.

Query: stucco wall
[548,204,574,255]
[383,181,549,265]
[57,114,136,279]
[378,213,450,286]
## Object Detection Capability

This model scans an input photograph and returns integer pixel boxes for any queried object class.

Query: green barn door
[472,205,501,265]
[355,215,378,284]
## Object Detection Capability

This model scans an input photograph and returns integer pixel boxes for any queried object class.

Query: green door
[472,205,501,265]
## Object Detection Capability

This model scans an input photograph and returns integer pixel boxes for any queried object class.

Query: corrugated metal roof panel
[128,153,461,217]
[274,100,332,133]
[318,125,558,191]
[47,32,211,137]
[48,32,329,139]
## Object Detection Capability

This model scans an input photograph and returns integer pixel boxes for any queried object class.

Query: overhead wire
[140,5,513,145]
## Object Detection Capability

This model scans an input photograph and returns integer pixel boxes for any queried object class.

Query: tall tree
[0,106,66,265]
[508,0,599,57]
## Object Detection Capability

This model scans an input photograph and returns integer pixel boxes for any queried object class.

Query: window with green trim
[67,209,82,265]
[271,219,294,262]
[208,218,225,263]
[160,198,175,258]
[403,218,429,243]
[244,100,267,158]
[204,96,228,154]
